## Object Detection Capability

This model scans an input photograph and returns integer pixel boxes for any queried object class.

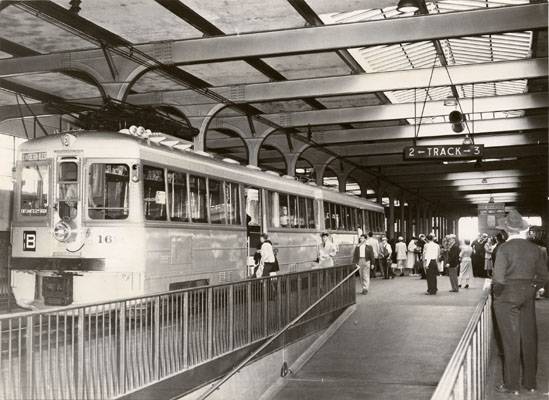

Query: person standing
[458,239,474,289]
[258,233,276,277]
[446,235,460,292]
[472,233,488,277]
[395,237,407,276]
[317,232,337,268]
[379,236,394,279]
[491,231,507,265]
[423,234,440,295]
[406,237,417,276]
[484,237,495,278]
[366,232,380,278]
[353,234,376,294]
[416,234,427,279]
[492,210,548,395]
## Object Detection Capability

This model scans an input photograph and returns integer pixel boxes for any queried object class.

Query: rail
[199,265,360,400]
[0,265,356,400]
[431,283,493,400]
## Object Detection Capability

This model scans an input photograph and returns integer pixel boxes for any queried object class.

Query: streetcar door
[244,187,262,254]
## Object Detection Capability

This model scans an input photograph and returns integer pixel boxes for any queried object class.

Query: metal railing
[431,285,493,400]
[0,265,356,400]
[199,264,359,400]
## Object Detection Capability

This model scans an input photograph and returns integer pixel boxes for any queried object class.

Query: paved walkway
[487,298,549,400]
[271,275,487,400]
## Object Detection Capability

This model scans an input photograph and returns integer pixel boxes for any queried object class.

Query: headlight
[53,221,71,242]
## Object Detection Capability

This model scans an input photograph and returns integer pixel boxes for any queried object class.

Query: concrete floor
[487,299,549,400]
[271,275,487,400]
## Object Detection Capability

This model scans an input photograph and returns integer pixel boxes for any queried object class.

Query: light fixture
[450,111,466,133]
[397,0,419,13]
[462,134,473,145]
[443,96,458,107]
[488,196,495,204]
[481,178,488,184]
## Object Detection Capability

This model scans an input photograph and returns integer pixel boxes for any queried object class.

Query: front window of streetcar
[20,163,49,216]
[88,164,129,219]
[57,161,79,220]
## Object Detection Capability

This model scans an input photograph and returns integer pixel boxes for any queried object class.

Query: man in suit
[446,234,460,292]
[492,210,548,395]
[423,234,440,295]
[353,234,376,294]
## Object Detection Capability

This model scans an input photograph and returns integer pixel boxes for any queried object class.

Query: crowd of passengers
[252,222,548,301]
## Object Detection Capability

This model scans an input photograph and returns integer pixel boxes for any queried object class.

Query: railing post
[154,297,160,381]
[228,286,234,351]
[277,276,282,329]
[207,288,213,359]
[297,275,302,315]
[118,303,126,395]
[285,277,290,326]
[263,279,268,336]
[247,282,252,343]
[77,308,85,400]
[307,272,312,313]
[25,315,34,400]
[183,292,189,369]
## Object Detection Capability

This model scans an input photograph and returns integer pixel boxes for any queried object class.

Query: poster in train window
[20,163,49,216]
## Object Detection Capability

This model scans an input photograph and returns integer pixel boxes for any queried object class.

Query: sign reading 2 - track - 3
[403,144,484,161]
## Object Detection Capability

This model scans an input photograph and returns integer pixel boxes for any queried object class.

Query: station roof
[0,0,546,215]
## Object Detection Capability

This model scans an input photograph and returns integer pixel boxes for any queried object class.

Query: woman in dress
[458,239,474,288]
[317,232,337,268]
[407,237,417,275]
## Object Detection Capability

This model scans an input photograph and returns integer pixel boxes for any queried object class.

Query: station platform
[268,275,489,400]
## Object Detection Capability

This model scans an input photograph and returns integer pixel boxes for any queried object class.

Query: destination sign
[22,152,47,161]
[403,144,484,160]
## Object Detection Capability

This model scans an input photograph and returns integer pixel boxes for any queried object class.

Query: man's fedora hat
[496,209,529,232]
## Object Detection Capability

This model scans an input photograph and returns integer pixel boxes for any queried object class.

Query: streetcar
[10,127,385,309]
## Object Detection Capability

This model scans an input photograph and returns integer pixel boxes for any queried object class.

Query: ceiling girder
[0,4,545,77]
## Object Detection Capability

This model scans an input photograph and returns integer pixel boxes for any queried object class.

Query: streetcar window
[324,202,331,230]
[58,161,79,220]
[305,198,315,229]
[350,208,356,231]
[289,195,298,228]
[226,182,241,225]
[20,163,49,216]
[357,210,364,232]
[208,178,225,224]
[279,193,289,227]
[244,187,261,226]
[143,165,166,221]
[268,191,280,228]
[167,170,188,222]
[189,175,207,223]
[88,164,129,220]
[298,197,306,228]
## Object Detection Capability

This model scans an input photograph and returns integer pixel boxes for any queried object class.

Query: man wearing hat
[492,210,548,395]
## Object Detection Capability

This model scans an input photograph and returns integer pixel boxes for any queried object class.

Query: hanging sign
[403,144,484,160]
